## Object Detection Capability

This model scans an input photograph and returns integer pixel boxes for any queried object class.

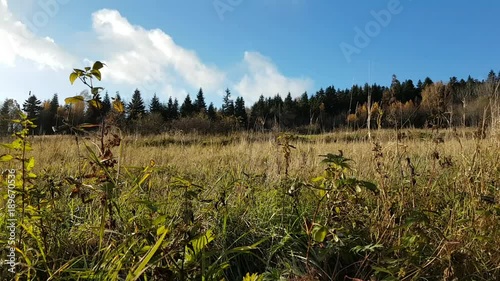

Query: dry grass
[2,128,499,280]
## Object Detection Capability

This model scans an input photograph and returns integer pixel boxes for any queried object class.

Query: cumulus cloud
[0,0,76,70]
[234,51,314,104]
[0,2,314,104]
[91,9,226,97]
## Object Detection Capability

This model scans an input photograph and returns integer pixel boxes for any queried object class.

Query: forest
[2,70,499,136]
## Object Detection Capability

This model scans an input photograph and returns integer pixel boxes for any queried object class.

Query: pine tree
[149,93,163,114]
[234,96,248,128]
[166,97,174,120]
[22,95,43,134]
[222,88,235,116]
[173,98,180,119]
[180,94,195,117]
[23,95,42,120]
[0,99,20,135]
[102,92,111,115]
[423,77,434,89]
[128,89,146,120]
[193,88,207,114]
[207,102,217,121]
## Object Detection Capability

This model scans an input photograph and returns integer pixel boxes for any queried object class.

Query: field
[1,128,500,280]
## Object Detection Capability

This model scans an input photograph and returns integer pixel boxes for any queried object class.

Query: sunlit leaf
[0,154,13,162]
[113,100,124,113]
[156,225,169,236]
[90,69,101,81]
[88,99,102,109]
[65,96,85,105]
[26,157,35,171]
[2,139,22,150]
[69,72,79,85]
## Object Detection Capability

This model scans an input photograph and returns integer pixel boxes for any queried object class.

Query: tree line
[1,70,499,135]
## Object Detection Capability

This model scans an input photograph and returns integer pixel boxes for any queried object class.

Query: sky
[1,0,499,107]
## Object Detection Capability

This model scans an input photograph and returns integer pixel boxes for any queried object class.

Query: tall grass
[1,128,499,280]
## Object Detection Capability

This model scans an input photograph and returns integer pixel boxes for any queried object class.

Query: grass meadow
[1,128,500,280]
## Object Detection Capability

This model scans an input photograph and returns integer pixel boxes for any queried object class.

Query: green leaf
[185,230,215,262]
[65,96,84,105]
[90,69,101,81]
[92,61,104,70]
[69,72,79,85]
[156,225,169,236]
[2,139,22,150]
[84,66,91,71]
[312,226,328,243]
[26,157,35,171]
[0,154,13,162]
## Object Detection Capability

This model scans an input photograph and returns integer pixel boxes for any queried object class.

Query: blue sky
[1,0,499,107]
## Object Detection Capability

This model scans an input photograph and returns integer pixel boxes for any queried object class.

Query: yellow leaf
[65,96,85,105]
[113,100,124,113]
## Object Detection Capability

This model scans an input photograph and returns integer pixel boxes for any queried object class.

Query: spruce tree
[234,96,248,128]
[102,92,111,115]
[207,102,217,121]
[193,88,207,114]
[128,89,146,120]
[222,88,235,116]
[149,93,163,114]
[180,94,195,117]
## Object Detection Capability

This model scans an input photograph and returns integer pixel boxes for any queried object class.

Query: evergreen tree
[234,96,248,128]
[222,88,235,116]
[423,77,434,89]
[166,97,175,120]
[128,89,146,120]
[207,102,217,121]
[22,95,43,134]
[487,69,497,83]
[0,99,20,135]
[180,94,196,117]
[401,79,417,103]
[283,92,298,127]
[249,95,268,129]
[193,88,207,114]
[102,92,111,115]
[173,98,180,119]
[149,93,163,114]
[23,95,42,120]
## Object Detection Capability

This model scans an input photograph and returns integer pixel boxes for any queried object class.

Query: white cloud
[91,9,226,97]
[234,51,313,104]
[0,0,76,70]
[0,3,314,106]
